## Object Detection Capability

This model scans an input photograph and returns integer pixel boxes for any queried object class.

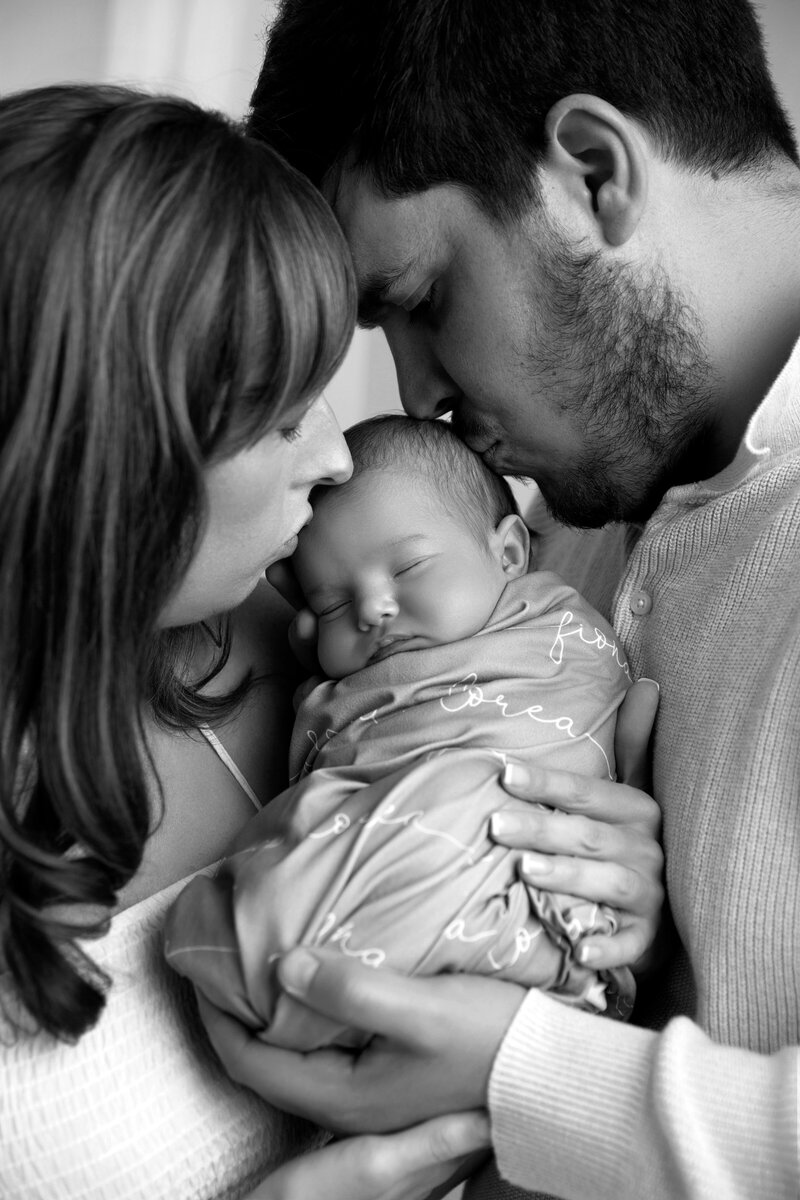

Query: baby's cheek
[317,625,357,680]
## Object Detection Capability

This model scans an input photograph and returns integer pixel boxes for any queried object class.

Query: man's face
[332,173,717,527]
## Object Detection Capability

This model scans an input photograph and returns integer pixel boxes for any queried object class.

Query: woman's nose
[357,591,399,632]
[306,396,353,485]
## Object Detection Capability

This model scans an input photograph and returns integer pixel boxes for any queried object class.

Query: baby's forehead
[314,464,443,515]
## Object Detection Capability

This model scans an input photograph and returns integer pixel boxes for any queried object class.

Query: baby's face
[293,469,510,678]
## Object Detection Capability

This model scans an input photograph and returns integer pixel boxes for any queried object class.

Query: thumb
[265,558,306,609]
[277,949,428,1043]
[257,1112,491,1200]
[615,677,659,791]
[414,1110,491,1164]
[288,607,320,673]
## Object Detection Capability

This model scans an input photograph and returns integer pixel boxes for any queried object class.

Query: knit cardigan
[466,336,800,1200]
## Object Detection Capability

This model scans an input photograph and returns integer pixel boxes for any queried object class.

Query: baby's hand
[265,559,320,672]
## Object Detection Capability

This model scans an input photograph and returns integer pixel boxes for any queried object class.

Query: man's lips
[460,430,496,455]
[458,427,505,467]
[457,420,535,479]
[463,435,525,477]
[467,438,507,473]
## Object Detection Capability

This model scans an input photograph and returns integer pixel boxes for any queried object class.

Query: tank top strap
[198,724,262,812]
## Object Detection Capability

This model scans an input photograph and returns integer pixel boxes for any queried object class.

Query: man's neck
[655,156,800,475]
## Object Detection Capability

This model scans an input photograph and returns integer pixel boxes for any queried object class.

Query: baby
[166,415,635,1048]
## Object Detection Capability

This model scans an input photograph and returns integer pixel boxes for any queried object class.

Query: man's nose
[384,320,459,420]
[356,591,399,632]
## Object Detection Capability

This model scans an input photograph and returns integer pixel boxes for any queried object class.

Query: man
[202,3,800,1197]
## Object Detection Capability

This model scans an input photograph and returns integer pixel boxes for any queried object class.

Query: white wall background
[1,0,799,435]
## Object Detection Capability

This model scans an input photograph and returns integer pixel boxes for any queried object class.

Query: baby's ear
[494,514,530,578]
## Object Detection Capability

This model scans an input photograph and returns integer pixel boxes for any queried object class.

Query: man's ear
[493,514,530,578]
[542,94,648,247]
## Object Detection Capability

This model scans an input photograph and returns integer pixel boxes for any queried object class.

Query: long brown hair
[0,85,355,1040]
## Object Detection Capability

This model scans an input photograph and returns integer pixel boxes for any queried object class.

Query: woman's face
[160,396,352,626]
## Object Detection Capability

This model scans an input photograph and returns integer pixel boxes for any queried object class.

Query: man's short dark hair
[249,0,798,221]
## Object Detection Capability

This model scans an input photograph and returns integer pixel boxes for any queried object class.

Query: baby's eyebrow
[303,583,343,604]
[385,533,429,549]
[357,255,423,328]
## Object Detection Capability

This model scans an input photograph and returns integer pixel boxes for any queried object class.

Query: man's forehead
[325,170,442,322]
[330,170,421,255]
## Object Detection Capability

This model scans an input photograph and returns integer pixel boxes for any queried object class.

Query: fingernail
[578,944,600,965]
[279,949,319,996]
[295,609,317,639]
[522,851,552,875]
[638,677,660,692]
[463,1110,492,1150]
[490,811,520,838]
[502,763,529,789]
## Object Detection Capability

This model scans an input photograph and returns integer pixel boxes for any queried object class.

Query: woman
[0,83,488,1199]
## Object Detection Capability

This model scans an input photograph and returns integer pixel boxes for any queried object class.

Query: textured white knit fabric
[465,337,800,1199]
[0,872,323,1199]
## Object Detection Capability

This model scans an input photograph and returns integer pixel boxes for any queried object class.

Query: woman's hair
[332,414,519,543]
[0,84,355,1040]
[251,0,799,220]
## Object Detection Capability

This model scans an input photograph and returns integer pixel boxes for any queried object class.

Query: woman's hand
[265,559,319,672]
[491,678,664,972]
[248,1111,491,1200]
[197,955,526,1135]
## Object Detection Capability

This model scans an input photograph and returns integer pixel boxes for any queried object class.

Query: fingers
[278,949,430,1046]
[615,678,660,790]
[498,761,661,835]
[359,1111,490,1195]
[196,991,354,1125]
[518,847,664,916]
[257,1112,491,1200]
[491,805,656,860]
[265,558,305,609]
[198,963,526,1135]
[578,922,656,971]
[264,559,320,670]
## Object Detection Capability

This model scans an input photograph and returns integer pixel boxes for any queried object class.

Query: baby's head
[293,415,530,678]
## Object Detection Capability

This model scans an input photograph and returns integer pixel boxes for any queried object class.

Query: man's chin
[539,481,660,530]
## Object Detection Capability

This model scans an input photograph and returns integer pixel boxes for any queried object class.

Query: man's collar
[664,333,800,505]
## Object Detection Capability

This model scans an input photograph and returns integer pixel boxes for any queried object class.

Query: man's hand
[249,1111,491,1200]
[197,954,526,1135]
[491,678,663,972]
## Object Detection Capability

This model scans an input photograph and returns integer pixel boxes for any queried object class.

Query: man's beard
[523,234,717,528]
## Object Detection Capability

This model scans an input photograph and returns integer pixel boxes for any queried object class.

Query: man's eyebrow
[357,256,422,328]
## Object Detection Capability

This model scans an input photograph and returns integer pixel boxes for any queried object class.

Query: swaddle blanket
[166,572,634,1048]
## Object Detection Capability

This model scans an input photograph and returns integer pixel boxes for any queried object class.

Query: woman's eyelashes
[280,424,303,443]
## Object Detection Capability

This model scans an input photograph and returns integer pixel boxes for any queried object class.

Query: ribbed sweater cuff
[488,989,657,1200]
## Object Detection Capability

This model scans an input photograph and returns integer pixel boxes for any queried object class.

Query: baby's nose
[357,593,399,632]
